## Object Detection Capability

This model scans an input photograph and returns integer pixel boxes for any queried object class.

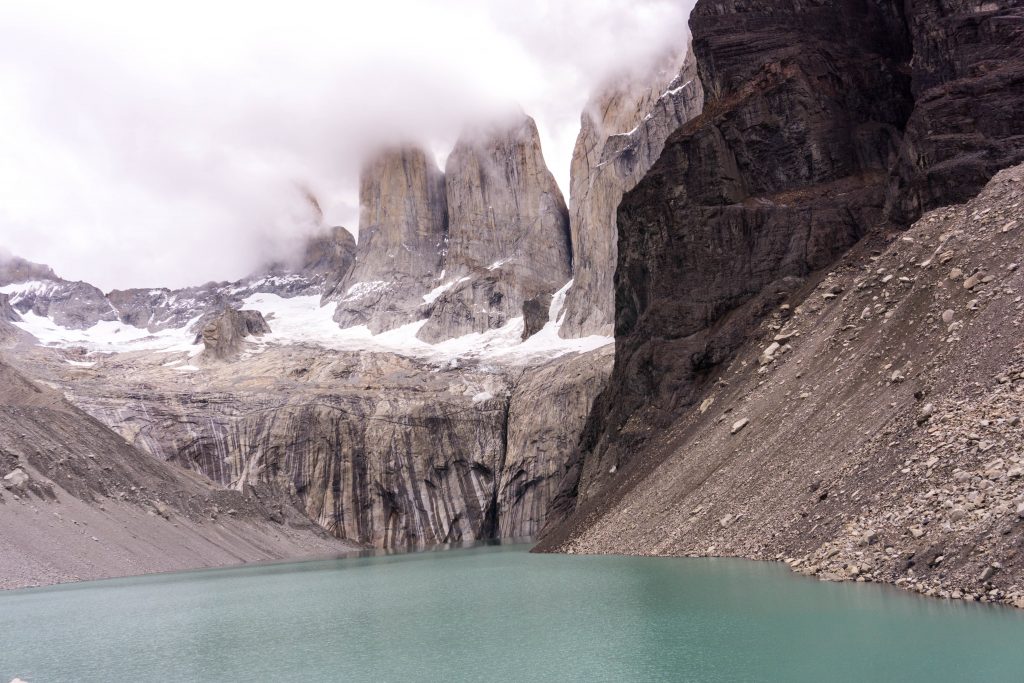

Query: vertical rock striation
[559,45,704,338]
[55,344,611,548]
[328,147,448,333]
[417,114,571,343]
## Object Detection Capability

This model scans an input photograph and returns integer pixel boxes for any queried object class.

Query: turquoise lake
[2,543,1024,682]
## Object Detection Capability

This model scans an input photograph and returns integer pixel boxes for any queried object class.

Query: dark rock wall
[548,0,1024,519]
[888,0,1024,221]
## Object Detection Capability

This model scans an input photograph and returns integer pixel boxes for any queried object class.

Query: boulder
[2,468,29,490]
[197,309,271,360]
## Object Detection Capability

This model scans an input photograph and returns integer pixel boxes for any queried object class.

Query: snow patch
[422,277,470,305]
[13,282,612,365]
[10,311,198,354]
[342,280,389,302]
[472,391,494,404]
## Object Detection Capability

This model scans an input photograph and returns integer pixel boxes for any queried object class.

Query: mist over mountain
[0,0,692,290]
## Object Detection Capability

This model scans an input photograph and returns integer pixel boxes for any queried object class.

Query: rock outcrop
[417,114,571,343]
[328,147,448,333]
[197,308,271,360]
[558,44,704,338]
[298,225,357,295]
[888,0,1024,222]
[4,279,117,330]
[0,255,57,286]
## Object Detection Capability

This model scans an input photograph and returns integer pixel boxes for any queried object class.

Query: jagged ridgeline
[0,38,709,560]
[324,114,573,342]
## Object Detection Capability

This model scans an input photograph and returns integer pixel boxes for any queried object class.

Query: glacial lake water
[2,544,1024,682]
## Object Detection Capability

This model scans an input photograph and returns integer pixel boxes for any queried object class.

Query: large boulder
[197,308,271,360]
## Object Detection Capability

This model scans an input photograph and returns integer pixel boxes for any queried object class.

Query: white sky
[0,0,691,290]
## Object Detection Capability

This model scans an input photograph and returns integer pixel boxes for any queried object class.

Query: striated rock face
[329,147,448,333]
[559,45,704,338]
[545,0,1024,543]
[887,0,1024,222]
[418,114,571,342]
[499,347,612,538]
[0,358,355,589]
[197,308,271,361]
[50,344,611,548]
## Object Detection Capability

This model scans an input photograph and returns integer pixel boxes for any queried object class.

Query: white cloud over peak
[0,0,692,290]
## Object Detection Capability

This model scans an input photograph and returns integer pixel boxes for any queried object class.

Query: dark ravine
[539,0,1024,607]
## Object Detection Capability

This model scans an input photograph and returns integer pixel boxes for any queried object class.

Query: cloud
[0,0,692,290]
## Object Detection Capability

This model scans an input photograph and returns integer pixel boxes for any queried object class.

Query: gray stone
[730,418,750,435]
[2,468,29,490]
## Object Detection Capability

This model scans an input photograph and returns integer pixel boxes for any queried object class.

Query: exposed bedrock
[546,0,1024,524]
[328,147,448,333]
[418,114,571,343]
[6,279,117,330]
[558,44,704,338]
[62,346,611,548]
[108,225,357,333]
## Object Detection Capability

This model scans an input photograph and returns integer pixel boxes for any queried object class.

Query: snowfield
[5,280,612,365]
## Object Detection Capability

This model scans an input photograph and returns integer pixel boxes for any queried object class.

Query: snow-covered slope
[6,283,610,365]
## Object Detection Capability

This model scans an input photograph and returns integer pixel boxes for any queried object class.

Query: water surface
[2,544,1023,682]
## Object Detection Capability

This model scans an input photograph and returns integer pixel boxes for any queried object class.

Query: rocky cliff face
[888,0,1024,222]
[0,358,355,589]
[549,0,1024,518]
[540,0,1024,606]
[417,114,571,343]
[558,45,704,338]
[540,163,1024,609]
[328,147,448,333]
[37,344,611,548]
